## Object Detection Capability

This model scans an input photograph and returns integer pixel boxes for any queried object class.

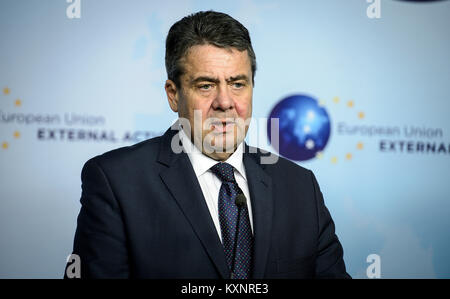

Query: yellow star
[331,156,338,164]
[357,142,364,150]
[318,99,326,107]
[346,153,352,160]
[3,87,10,95]
[14,131,20,138]
[333,96,340,104]
[15,99,22,107]
[347,100,354,108]
[2,142,8,149]
[358,111,365,119]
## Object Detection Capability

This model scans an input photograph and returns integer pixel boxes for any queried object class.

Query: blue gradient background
[1,0,449,278]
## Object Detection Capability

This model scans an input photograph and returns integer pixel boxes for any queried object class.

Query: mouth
[210,120,236,133]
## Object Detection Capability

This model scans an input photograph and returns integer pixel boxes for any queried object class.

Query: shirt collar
[178,128,247,181]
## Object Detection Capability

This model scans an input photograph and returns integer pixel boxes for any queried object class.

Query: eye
[232,82,245,89]
[198,84,213,91]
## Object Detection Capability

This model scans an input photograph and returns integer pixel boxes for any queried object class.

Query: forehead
[182,44,251,77]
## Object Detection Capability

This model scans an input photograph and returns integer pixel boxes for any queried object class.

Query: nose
[212,85,233,111]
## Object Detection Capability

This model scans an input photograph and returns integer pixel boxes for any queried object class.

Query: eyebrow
[190,74,249,85]
[226,75,249,83]
[191,76,220,85]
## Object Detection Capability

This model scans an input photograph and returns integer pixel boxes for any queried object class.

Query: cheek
[235,97,252,119]
[199,101,215,119]
[181,96,210,119]
[194,99,215,118]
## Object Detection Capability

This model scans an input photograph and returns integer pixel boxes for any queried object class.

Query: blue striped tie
[211,162,253,279]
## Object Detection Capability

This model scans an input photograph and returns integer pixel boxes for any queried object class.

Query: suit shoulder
[86,135,163,169]
[246,146,312,179]
[268,154,312,179]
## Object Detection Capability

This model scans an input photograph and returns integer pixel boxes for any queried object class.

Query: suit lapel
[158,127,230,278]
[243,147,274,279]
[157,127,274,279]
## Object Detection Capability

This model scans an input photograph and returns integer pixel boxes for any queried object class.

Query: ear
[165,79,179,112]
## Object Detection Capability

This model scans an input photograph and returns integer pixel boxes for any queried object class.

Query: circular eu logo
[267,94,331,162]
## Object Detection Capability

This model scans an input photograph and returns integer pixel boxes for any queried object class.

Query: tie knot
[211,162,236,183]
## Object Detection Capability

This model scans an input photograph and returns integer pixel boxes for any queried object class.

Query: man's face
[165,44,253,161]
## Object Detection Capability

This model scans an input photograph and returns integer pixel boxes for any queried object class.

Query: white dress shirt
[178,129,254,243]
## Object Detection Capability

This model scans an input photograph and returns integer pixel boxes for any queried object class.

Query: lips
[210,120,236,133]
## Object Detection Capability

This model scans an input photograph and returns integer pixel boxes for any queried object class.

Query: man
[67,11,350,279]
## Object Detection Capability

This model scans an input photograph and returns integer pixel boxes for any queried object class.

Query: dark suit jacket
[68,126,350,279]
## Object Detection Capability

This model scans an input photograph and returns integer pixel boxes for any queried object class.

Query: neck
[202,150,235,161]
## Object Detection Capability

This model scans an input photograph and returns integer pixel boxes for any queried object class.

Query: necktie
[211,162,253,279]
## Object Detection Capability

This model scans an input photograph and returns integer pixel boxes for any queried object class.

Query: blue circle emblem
[267,94,331,161]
